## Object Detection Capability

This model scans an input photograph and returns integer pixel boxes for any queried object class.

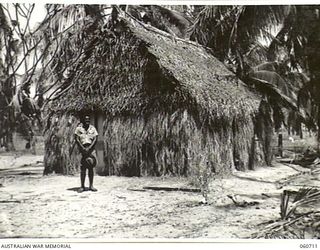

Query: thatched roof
[51,15,260,125]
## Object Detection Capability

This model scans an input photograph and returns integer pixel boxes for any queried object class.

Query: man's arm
[75,136,87,154]
[86,136,97,155]
[85,126,98,155]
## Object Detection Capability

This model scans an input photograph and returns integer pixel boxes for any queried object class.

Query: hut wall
[101,110,258,177]
[44,114,81,175]
[43,111,265,176]
[43,109,267,176]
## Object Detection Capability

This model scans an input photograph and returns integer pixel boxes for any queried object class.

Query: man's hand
[75,134,96,157]
[79,146,88,155]
[82,147,90,156]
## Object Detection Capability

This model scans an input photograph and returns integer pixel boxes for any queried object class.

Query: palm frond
[250,77,297,111]
[189,5,288,67]
[251,61,278,72]
[267,6,319,69]
[126,5,192,38]
[250,70,294,98]
[188,5,236,59]
[281,188,320,220]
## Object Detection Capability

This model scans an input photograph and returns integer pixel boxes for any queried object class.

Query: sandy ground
[0,153,319,239]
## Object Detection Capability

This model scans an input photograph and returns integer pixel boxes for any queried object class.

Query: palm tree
[188,6,296,117]
[188,5,320,160]
[268,5,320,146]
[190,6,319,122]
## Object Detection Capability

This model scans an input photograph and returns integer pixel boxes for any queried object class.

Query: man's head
[84,115,90,123]
[80,113,91,128]
[84,115,90,127]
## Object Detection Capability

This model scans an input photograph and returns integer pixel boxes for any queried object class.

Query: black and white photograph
[0,1,319,245]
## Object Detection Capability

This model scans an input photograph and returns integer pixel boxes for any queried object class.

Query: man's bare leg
[78,165,86,193]
[88,168,97,192]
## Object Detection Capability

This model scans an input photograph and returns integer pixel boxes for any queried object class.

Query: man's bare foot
[89,186,97,192]
[78,187,85,193]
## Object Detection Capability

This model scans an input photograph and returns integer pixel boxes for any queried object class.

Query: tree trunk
[5,107,15,151]
[5,133,15,151]
[278,133,283,157]
[318,106,320,153]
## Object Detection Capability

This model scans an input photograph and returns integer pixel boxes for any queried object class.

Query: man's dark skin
[75,116,97,192]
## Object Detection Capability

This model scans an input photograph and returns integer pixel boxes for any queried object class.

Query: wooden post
[299,124,303,139]
[278,133,283,158]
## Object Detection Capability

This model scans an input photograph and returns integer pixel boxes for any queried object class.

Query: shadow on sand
[67,187,93,192]
[67,187,82,192]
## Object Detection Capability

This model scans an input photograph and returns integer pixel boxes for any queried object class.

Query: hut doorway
[90,112,105,172]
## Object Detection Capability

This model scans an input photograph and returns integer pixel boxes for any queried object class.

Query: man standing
[74,114,98,193]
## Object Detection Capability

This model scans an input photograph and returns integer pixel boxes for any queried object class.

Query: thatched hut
[44,15,267,177]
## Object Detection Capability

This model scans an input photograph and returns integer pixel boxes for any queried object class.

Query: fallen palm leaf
[227,194,260,207]
[281,188,320,220]
[143,186,201,193]
[253,188,320,238]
